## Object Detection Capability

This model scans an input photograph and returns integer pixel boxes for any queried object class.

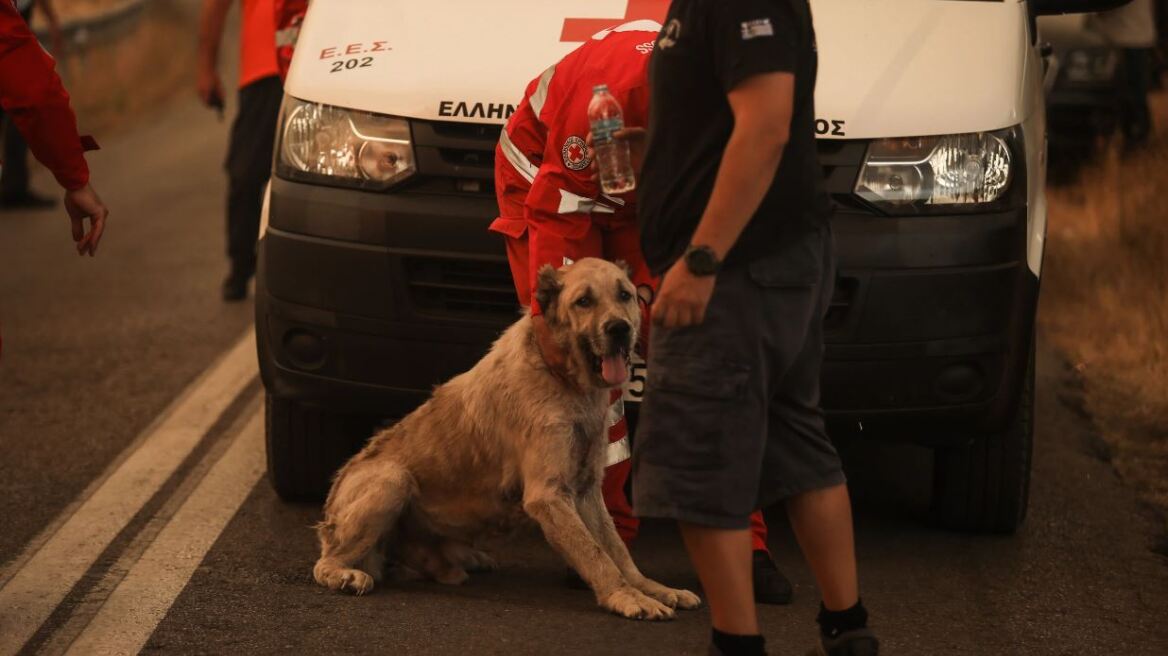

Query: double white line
[0,330,263,655]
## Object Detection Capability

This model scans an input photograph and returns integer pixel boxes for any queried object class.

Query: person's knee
[786,482,850,509]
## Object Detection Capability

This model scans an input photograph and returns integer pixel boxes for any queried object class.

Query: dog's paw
[340,569,376,595]
[434,567,470,586]
[315,564,375,596]
[460,549,498,573]
[655,587,702,610]
[443,543,498,573]
[601,587,675,621]
[637,580,703,610]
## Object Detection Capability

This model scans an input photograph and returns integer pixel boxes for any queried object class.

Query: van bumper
[257,177,1038,445]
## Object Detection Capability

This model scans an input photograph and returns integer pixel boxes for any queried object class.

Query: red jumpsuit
[0,0,89,191]
[492,20,771,552]
[1,0,93,360]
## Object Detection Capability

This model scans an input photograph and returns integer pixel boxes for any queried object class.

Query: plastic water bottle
[588,84,636,195]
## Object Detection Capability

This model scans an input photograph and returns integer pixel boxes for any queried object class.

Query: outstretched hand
[64,184,109,256]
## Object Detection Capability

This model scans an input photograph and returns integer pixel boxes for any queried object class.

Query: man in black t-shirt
[628,2,878,655]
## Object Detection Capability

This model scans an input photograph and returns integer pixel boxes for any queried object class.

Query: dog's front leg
[522,484,674,621]
[576,487,702,611]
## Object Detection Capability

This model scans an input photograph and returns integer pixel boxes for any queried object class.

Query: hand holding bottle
[587,84,637,195]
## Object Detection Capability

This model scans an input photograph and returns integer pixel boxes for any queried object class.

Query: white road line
[65,410,265,656]
[0,328,258,656]
[36,396,260,656]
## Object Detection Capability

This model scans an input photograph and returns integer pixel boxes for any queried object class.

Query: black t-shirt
[638,0,830,275]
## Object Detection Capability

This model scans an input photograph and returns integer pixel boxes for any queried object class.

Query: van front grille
[408,119,501,196]
[404,256,520,321]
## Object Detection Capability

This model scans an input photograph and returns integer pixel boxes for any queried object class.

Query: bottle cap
[592,84,609,94]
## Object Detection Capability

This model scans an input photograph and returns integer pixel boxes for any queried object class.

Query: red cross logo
[562,136,591,171]
[559,0,670,42]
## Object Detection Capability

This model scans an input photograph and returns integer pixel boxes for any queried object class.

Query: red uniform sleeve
[0,3,90,191]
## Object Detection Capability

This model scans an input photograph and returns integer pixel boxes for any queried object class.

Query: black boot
[222,267,252,301]
[752,550,793,605]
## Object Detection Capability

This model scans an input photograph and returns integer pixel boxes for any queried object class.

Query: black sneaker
[222,271,250,301]
[807,629,879,656]
[0,190,56,211]
[752,550,793,605]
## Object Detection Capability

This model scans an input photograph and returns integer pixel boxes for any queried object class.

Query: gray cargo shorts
[632,225,844,529]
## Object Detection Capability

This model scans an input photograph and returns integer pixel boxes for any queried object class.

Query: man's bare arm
[688,72,794,259]
[652,72,795,328]
[196,0,232,106]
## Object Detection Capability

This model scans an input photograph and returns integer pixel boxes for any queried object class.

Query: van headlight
[854,129,1016,214]
[276,96,416,190]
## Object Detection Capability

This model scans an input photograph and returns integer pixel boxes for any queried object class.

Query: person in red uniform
[0,0,110,357]
[492,19,792,604]
[1,0,65,209]
[198,0,283,301]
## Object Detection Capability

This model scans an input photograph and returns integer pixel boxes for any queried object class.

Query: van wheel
[929,344,1034,534]
[264,395,372,502]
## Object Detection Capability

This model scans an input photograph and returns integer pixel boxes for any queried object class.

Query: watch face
[685,247,718,275]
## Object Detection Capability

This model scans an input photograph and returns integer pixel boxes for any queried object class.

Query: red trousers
[491,207,770,552]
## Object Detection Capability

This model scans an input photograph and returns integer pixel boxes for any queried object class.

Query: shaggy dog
[313,258,701,620]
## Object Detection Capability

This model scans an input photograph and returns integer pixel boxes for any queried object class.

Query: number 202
[330,57,373,73]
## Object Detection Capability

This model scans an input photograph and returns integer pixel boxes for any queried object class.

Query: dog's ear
[535,264,563,316]
[613,259,633,279]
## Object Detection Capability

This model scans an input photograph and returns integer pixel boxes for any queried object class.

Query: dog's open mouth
[584,340,631,387]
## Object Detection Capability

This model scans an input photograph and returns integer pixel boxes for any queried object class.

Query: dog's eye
[618,290,633,302]
[575,296,593,308]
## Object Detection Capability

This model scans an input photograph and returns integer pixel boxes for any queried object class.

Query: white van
[255,0,1126,532]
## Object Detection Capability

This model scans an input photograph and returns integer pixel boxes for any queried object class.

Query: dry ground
[1041,90,1168,553]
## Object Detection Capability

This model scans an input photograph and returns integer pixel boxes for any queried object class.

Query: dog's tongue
[601,355,628,386]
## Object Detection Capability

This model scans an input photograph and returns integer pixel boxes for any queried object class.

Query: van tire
[265,394,369,502]
[929,343,1034,534]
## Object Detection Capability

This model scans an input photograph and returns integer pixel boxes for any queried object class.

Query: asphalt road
[2,35,1168,656]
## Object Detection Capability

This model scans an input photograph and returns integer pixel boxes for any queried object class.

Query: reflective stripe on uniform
[606,435,631,467]
[498,129,539,183]
[529,64,557,119]
[607,397,625,428]
[558,189,616,214]
[274,26,300,48]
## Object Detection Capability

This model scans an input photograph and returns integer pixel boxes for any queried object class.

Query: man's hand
[653,260,716,328]
[196,62,225,109]
[587,127,648,185]
[196,0,232,111]
[64,184,108,256]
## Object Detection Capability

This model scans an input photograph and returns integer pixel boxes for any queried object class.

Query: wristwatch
[683,244,721,276]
